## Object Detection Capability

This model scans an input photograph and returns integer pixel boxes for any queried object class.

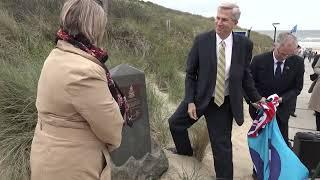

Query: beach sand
[161,103,255,180]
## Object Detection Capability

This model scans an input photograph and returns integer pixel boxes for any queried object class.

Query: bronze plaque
[122,84,142,122]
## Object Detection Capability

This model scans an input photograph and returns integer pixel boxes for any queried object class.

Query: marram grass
[0,0,273,179]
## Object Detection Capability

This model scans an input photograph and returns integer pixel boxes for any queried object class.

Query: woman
[309,57,320,131]
[30,0,124,179]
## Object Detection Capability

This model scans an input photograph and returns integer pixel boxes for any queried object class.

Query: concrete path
[288,58,318,142]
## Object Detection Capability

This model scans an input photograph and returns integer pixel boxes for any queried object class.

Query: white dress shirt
[273,51,286,75]
[213,33,233,96]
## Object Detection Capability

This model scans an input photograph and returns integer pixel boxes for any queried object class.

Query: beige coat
[30,40,124,180]
[309,59,320,112]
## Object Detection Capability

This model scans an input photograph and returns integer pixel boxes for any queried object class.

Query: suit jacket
[249,51,305,122]
[184,30,261,125]
[30,40,124,180]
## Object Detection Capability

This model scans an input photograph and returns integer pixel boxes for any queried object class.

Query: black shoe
[290,113,297,117]
[166,147,193,156]
[252,170,257,180]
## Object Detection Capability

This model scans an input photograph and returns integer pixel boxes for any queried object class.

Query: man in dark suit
[249,32,305,146]
[289,45,304,118]
[168,2,264,179]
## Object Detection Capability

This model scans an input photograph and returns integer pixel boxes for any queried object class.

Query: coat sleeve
[281,57,305,103]
[242,41,262,103]
[67,66,124,152]
[184,36,200,103]
[312,55,319,69]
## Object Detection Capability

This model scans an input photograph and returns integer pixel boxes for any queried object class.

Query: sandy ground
[160,104,255,180]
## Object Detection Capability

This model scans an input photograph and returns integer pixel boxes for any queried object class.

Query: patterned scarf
[56,29,132,127]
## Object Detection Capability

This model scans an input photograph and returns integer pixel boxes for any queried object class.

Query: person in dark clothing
[312,54,319,68]
[248,32,305,146]
[289,45,304,118]
[167,2,264,179]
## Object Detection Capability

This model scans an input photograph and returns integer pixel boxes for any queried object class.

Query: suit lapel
[230,33,240,75]
[210,31,217,75]
[266,52,275,80]
[282,58,291,78]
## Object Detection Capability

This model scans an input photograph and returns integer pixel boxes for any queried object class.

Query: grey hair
[275,32,298,48]
[218,2,241,21]
[60,0,107,46]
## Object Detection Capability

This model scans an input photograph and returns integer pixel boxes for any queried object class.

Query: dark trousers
[169,97,233,179]
[290,97,297,114]
[316,111,320,131]
[276,114,289,145]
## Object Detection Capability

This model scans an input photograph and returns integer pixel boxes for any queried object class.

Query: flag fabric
[248,94,309,180]
[248,95,279,137]
[290,25,298,33]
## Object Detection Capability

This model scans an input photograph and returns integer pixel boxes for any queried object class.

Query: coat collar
[211,30,217,56]
[268,51,292,78]
[56,40,99,63]
[209,31,240,79]
[270,50,292,70]
[283,56,292,75]
[211,31,239,62]
[231,32,240,64]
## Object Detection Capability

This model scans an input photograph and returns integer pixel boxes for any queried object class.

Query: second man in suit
[249,32,305,146]
[168,2,264,179]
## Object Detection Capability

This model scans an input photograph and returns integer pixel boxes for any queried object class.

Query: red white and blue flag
[248,94,309,180]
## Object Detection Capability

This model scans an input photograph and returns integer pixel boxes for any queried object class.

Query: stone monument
[110,64,151,166]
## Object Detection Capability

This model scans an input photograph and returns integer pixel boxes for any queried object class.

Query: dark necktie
[275,61,283,79]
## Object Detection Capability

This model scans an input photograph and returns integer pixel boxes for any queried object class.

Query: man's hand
[259,97,266,103]
[188,103,198,120]
[278,97,283,103]
[251,97,266,109]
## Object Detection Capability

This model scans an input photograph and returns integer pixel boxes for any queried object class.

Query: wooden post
[166,19,171,31]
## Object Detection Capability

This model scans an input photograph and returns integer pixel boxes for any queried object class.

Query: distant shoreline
[298,42,320,50]
[257,30,320,49]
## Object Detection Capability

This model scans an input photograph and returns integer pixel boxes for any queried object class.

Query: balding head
[274,32,298,60]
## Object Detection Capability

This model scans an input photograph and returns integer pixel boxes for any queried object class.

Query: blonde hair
[60,0,107,46]
[218,2,241,21]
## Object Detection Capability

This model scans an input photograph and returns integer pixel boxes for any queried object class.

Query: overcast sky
[142,0,319,31]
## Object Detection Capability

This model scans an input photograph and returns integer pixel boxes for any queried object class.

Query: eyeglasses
[276,47,294,59]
